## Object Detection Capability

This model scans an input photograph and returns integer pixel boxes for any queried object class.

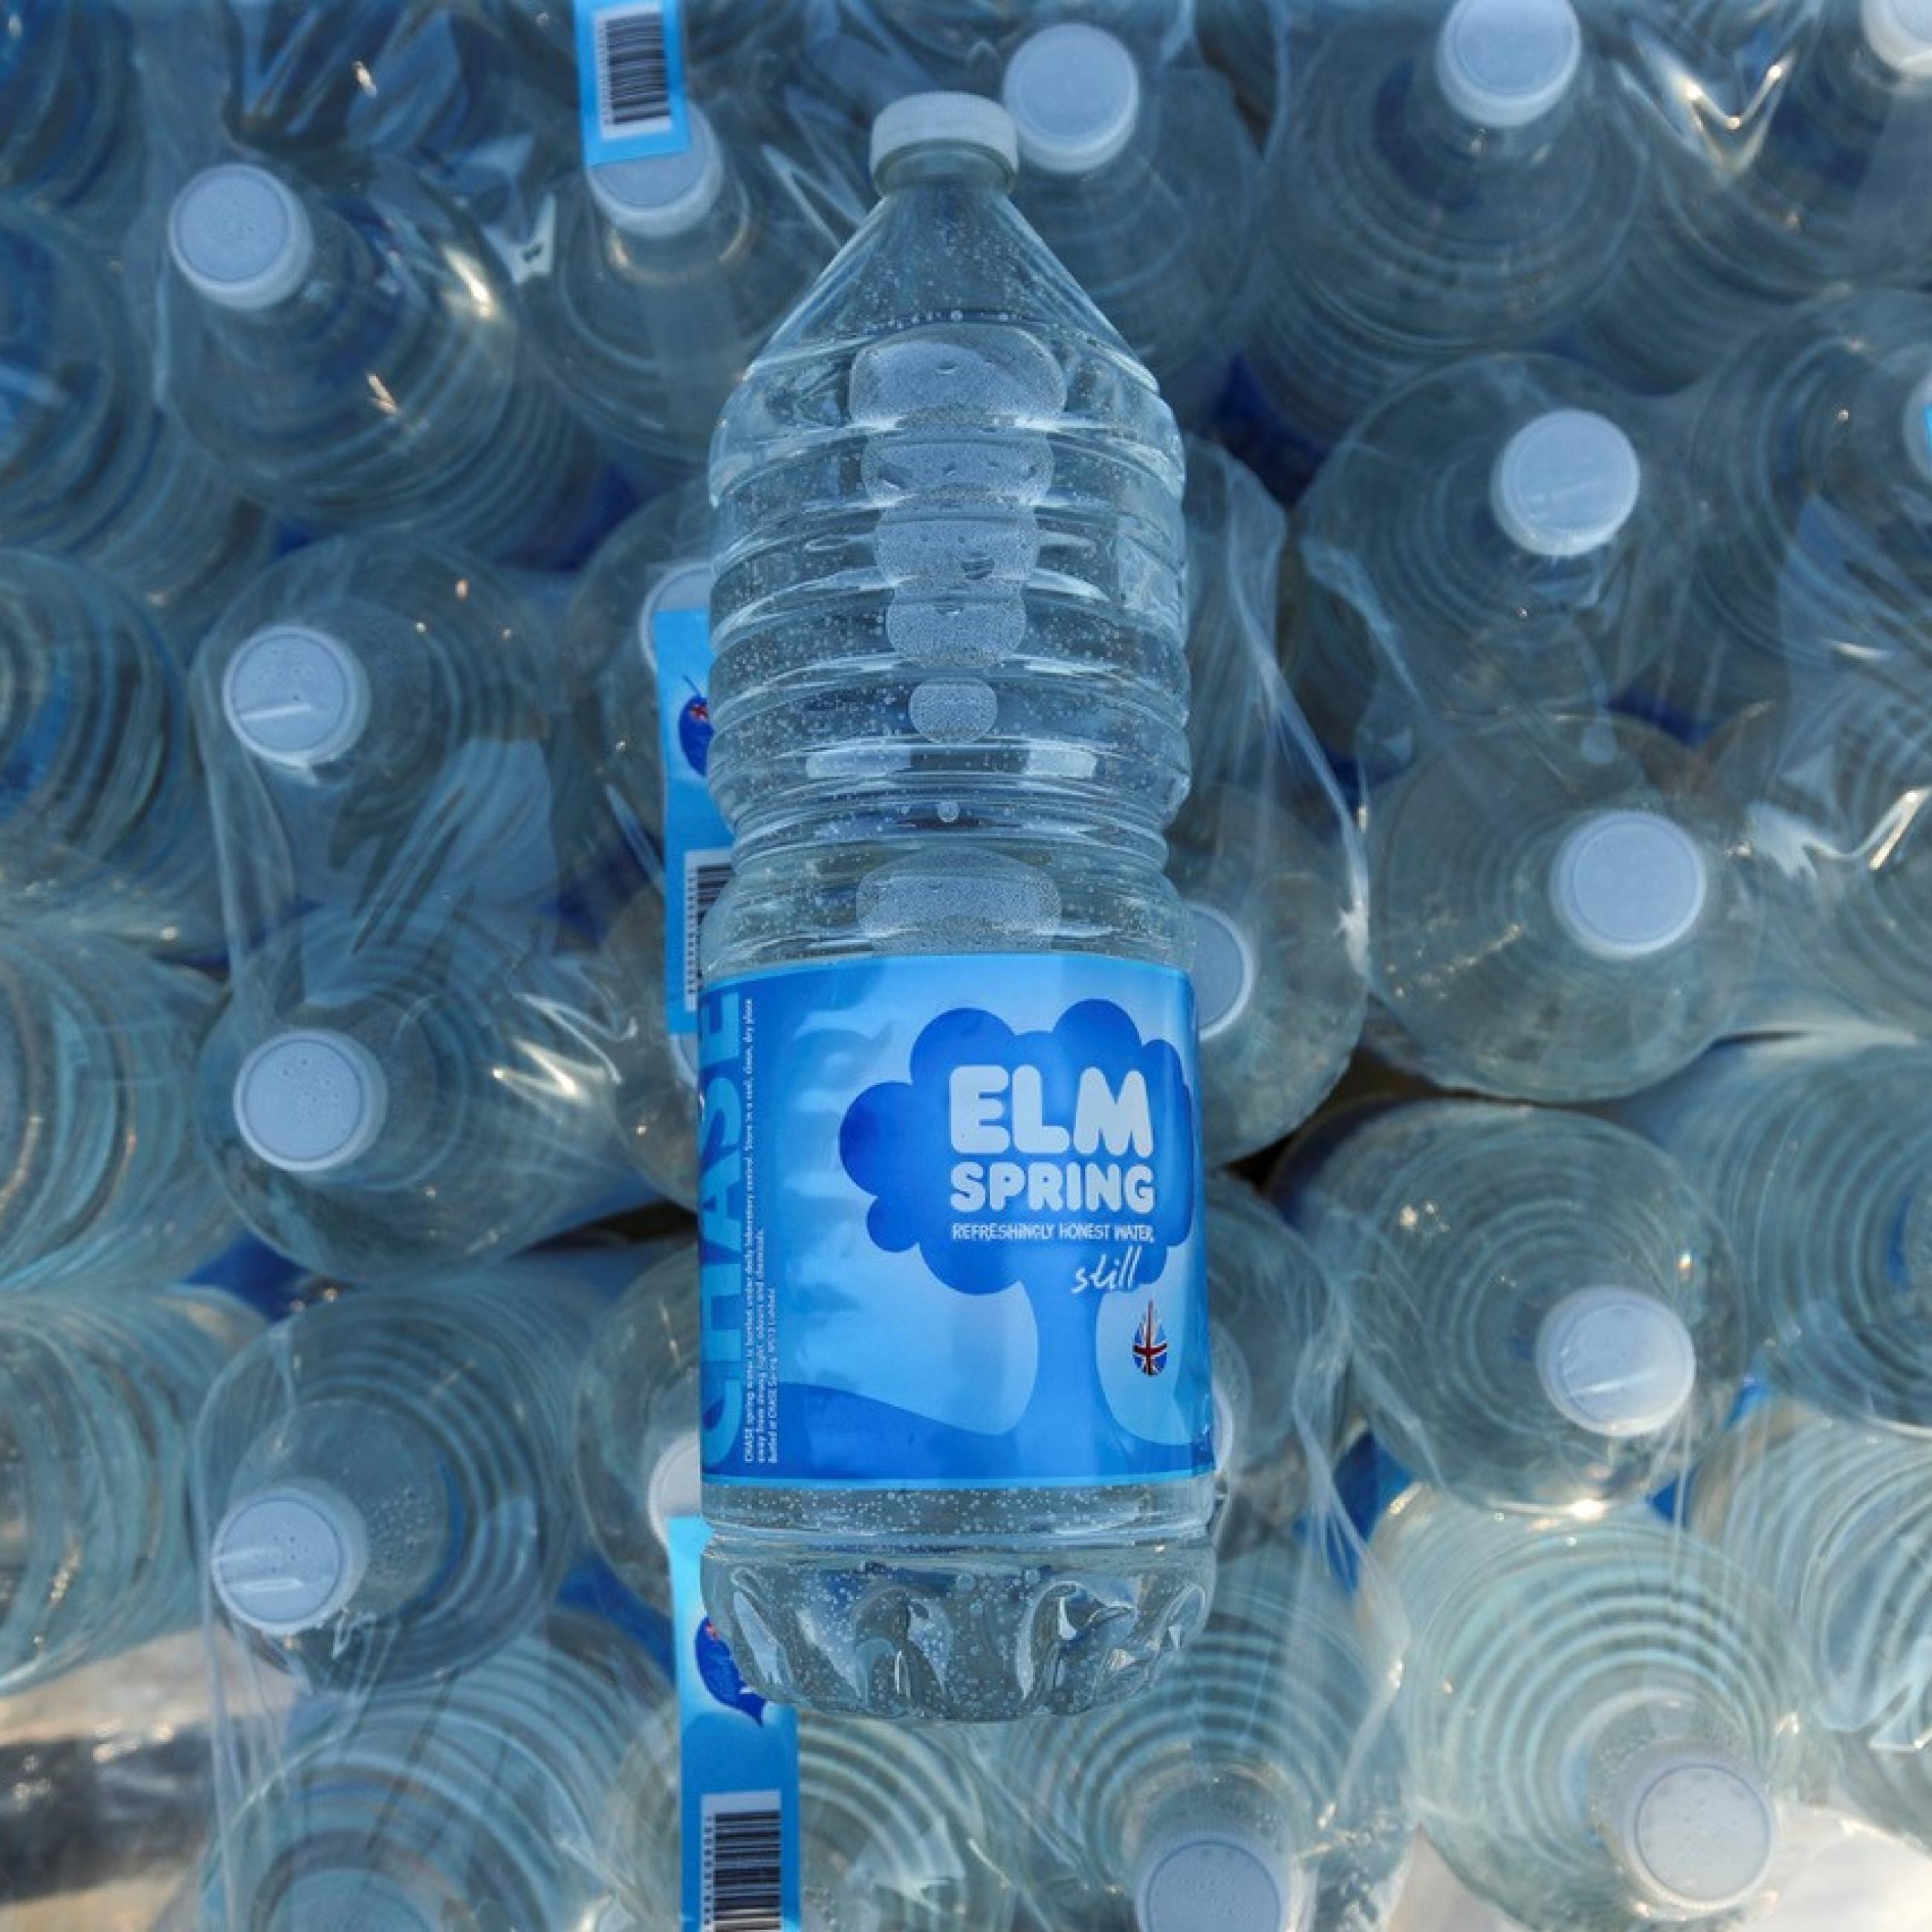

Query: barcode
[701,1792,781,1932]
[595,3,670,137]
[684,849,731,1012]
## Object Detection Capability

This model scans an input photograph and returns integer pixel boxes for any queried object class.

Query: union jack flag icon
[1132,1300,1168,1376]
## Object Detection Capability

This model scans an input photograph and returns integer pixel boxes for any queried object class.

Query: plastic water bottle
[198,1265,600,1689]
[192,534,608,938]
[0,1285,259,1694]
[0,548,221,959]
[1179,440,1367,1162]
[161,161,612,566]
[1730,660,1932,1036]
[1367,714,1761,1100]
[1632,290,1932,739]
[1694,1403,1932,1861]
[1203,1173,1345,1554]
[568,478,713,844]
[0,0,146,240]
[997,25,1258,428]
[1194,0,1291,136]
[0,205,273,650]
[194,912,644,1282]
[1288,1100,1746,1513]
[1581,0,1932,393]
[1617,1033,1932,1433]
[988,1542,1413,1932]
[204,1610,659,1931]
[0,926,234,1294]
[701,94,1211,1721]
[1238,0,1644,484]
[1375,1490,1814,1932]
[573,1244,704,1621]
[527,105,834,479]
[1286,352,1669,763]
[614,1689,1019,1932]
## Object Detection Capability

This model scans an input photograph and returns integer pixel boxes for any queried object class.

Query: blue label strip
[670,1516,800,1932]
[655,600,731,1035]
[574,0,692,170]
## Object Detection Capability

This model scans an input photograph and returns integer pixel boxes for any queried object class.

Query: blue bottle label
[653,596,731,1035]
[574,0,692,169]
[670,1515,802,1932]
[696,955,1212,1488]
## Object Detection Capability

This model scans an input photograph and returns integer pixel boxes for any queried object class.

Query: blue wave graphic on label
[697,954,1211,1489]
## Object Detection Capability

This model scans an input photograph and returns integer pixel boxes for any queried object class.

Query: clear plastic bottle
[1285,353,1670,763]
[1618,1034,1932,1432]
[1203,1173,1346,1554]
[572,1244,704,1621]
[701,94,1211,1721]
[0,204,273,650]
[204,1610,659,1931]
[1633,291,1932,739]
[0,927,234,1294]
[1581,0,1932,393]
[0,548,221,958]
[192,534,607,939]
[0,1284,260,1694]
[193,912,644,1281]
[612,1686,1018,1931]
[1731,660,1932,1035]
[988,1542,1413,1932]
[1291,1101,1745,1513]
[527,105,834,479]
[1239,0,1644,484]
[1696,1402,1932,1862]
[998,24,1258,428]
[161,161,611,566]
[1367,714,1761,1100]
[1179,441,1367,1161]
[197,1267,598,1690]
[0,0,146,240]
[1375,1490,1815,1932]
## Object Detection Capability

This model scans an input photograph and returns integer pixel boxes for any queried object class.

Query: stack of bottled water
[0,0,1930,1925]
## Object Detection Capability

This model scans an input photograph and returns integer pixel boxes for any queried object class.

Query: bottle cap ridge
[1491,409,1643,558]
[872,92,1020,183]
[211,1479,370,1637]
[1436,0,1583,129]
[233,1029,389,1175]
[169,164,315,311]
[1863,0,1932,77]
[1002,25,1143,176]
[1550,810,1710,961]
[1536,1286,1698,1439]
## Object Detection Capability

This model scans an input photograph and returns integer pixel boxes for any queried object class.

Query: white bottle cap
[871,92,1020,183]
[1612,1748,1778,1913]
[1534,1286,1698,1438]
[1187,900,1257,1043]
[1135,1831,1291,1932]
[645,1427,705,1548]
[1903,367,1932,482]
[168,163,316,312]
[1002,24,1143,176]
[1862,0,1932,78]
[269,1870,432,1932]
[1490,409,1643,559]
[1549,810,1710,961]
[210,1479,369,1637]
[639,557,714,652]
[232,1029,389,1175]
[589,106,727,238]
[1435,0,1583,129]
[221,625,372,770]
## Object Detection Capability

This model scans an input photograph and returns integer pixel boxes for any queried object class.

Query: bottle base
[701,1533,1214,1722]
